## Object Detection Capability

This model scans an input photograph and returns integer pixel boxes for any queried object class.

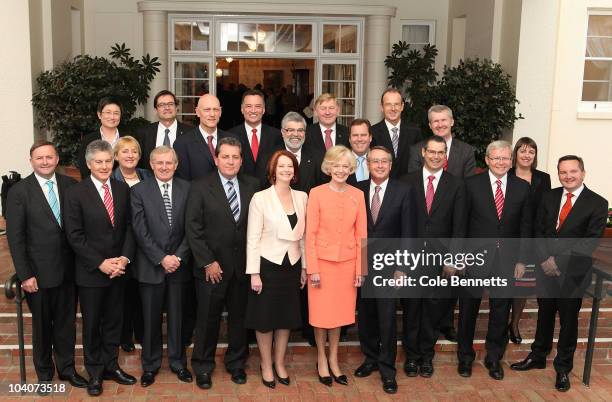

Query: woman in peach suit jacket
[306,145,367,386]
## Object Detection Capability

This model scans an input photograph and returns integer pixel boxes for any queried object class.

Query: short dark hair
[153,90,177,108]
[422,135,448,151]
[380,88,404,105]
[557,155,585,172]
[267,150,299,185]
[349,118,372,134]
[241,89,265,104]
[215,136,243,157]
[368,145,393,159]
[512,137,538,170]
[97,96,122,114]
[30,140,58,156]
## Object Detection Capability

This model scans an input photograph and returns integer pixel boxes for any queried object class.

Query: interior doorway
[214,58,315,130]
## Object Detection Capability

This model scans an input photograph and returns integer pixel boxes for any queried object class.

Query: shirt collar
[198,126,217,139]
[218,171,238,187]
[90,175,111,190]
[319,123,336,133]
[100,127,120,143]
[563,184,584,198]
[488,170,507,186]
[371,177,389,191]
[159,119,177,132]
[245,122,262,133]
[422,167,443,182]
[385,119,401,131]
[34,173,57,187]
[155,177,173,188]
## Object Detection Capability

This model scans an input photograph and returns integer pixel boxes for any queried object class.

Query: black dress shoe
[171,367,193,383]
[457,361,472,377]
[403,360,419,377]
[316,364,332,386]
[59,372,88,388]
[120,343,136,352]
[354,362,378,378]
[485,360,504,380]
[272,364,290,386]
[103,368,137,385]
[37,380,51,396]
[227,368,247,384]
[87,377,103,397]
[441,327,458,342]
[140,371,156,387]
[420,361,434,378]
[196,373,212,389]
[508,325,522,344]
[510,357,546,371]
[382,378,398,394]
[260,366,276,389]
[331,372,348,385]
[555,372,570,392]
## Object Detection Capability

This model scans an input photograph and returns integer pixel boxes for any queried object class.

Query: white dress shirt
[488,171,507,197]
[319,123,337,146]
[156,177,173,200]
[245,123,262,148]
[369,178,389,207]
[90,175,113,202]
[198,126,218,148]
[422,167,443,194]
[34,173,59,208]
[385,119,401,140]
[556,184,584,227]
[218,172,241,212]
[156,120,178,147]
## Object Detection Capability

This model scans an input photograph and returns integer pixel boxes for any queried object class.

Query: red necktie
[251,128,259,161]
[102,183,115,226]
[324,128,333,150]
[207,135,215,158]
[494,179,504,220]
[557,192,574,231]
[425,175,435,214]
[443,158,448,171]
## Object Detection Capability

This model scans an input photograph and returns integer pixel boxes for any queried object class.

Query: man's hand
[393,270,406,289]
[205,261,223,283]
[541,256,560,277]
[21,277,38,293]
[251,274,263,294]
[117,256,130,268]
[99,258,122,277]
[300,269,307,289]
[514,263,526,279]
[161,255,181,273]
[442,265,457,279]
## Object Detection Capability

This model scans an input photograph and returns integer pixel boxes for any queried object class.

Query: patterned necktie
[46,180,61,226]
[163,128,171,147]
[371,185,382,223]
[557,192,574,231]
[226,180,240,222]
[425,175,435,214]
[102,183,115,226]
[391,127,399,157]
[324,128,333,150]
[251,128,259,161]
[494,179,504,220]
[162,183,172,226]
[207,135,215,158]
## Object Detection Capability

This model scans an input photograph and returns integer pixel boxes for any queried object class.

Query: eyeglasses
[424,150,446,157]
[487,156,512,163]
[368,158,391,165]
[283,128,306,134]
[157,102,176,109]
[101,111,120,117]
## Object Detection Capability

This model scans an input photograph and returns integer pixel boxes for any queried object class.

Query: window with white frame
[401,20,435,53]
[582,14,612,105]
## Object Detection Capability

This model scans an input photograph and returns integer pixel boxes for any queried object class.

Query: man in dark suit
[6,141,87,393]
[229,89,283,181]
[64,140,136,396]
[185,136,259,390]
[348,118,373,184]
[371,88,421,177]
[136,90,192,170]
[174,93,234,181]
[131,146,193,387]
[303,93,349,161]
[354,145,416,394]
[400,136,466,378]
[457,140,531,381]
[510,155,608,392]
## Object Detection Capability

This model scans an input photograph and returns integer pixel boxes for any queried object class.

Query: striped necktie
[162,183,172,226]
[46,180,61,226]
[102,183,115,226]
[494,179,504,220]
[226,180,240,222]
[163,128,171,147]
[391,127,399,157]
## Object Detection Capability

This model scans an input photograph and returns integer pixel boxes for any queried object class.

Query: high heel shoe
[508,324,522,344]
[272,363,290,386]
[260,366,275,389]
[316,363,332,386]
[329,362,348,385]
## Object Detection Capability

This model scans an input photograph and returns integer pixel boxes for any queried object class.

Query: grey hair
[215,136,242,157]
[150,145,178,164]
[486,140,512,156]
[427,104,454,121]
[281,111,306,129]
[85,139,113,162]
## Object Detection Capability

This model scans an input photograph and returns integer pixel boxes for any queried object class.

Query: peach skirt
[308,259,357,329]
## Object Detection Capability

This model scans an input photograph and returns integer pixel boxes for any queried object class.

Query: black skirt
[245,254,302,332]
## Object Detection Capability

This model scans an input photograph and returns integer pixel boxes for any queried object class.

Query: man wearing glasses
[137,90,192,170]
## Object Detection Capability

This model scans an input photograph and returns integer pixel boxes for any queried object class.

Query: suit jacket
[246,186,308,273]
[256,145,325,194]
[303,123,350,161]
[408,137,476,178]
[6,173,77,288]
[173,127,234,181]
[130,177,191,284]
[111,166,153,183]
[508,168,551,224]
[77,130,126,179]
[535,186,608,296]
[136,121,192,170]
[185,172,259,281]
[64,177,135,287]
[371,120,422,178]
[229,123,283,177]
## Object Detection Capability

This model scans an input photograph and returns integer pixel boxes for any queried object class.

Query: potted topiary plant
[32,43,160,172]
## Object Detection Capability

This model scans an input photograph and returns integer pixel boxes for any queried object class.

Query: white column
[142,10,167,121]
[363,15,391,123]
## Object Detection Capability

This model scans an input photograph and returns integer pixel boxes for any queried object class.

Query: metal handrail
[584,265,611,386]
[4,273,26,388]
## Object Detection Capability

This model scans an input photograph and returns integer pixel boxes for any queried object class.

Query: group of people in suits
[5,86,608,397]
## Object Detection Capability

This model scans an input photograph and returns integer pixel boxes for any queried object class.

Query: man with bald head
[174,94,235,181]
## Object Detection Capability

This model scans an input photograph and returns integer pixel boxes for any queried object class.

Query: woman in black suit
[508,137,551,343]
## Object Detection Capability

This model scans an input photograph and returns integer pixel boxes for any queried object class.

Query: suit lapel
[397,121,411,156]
[195,130,215,165]
[500,176,517,223]
[236,176,251,225]
[151,179,171,229]
[375,181,395,225]
[240,126,256,166]
[559,186,589,233]
[481,173,499,221]
[170,180,185,229]
[210,174,235,224]
[429,172,449,216]
[413,173,428,216]
[110,179,123,229]
[363,182,375,227]
[86,178,114,228]
[28,175,61,228]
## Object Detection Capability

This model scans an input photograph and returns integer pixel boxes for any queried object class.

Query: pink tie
[371,186,381,223]
[494,179,504,220]
[207,135,215,158]
[324,128,333,150]
[251,128,259,161]
[425,175,435,214]
[102,183,115,226]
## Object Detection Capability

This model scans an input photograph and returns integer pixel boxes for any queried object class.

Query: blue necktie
[46,180,61,226]
[356,156,366,181]
[226,181,240,222]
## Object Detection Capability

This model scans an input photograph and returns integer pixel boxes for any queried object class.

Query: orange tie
[557,192,573,231]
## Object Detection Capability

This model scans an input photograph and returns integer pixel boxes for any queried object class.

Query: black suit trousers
[140,281,189,372]
[529,297,582,373]
[357,296,397,380]
[78,280,126,378]
[191,275,248,374]
[25,282,77,381]
[121,277,143,345]
[402,297,454,363]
